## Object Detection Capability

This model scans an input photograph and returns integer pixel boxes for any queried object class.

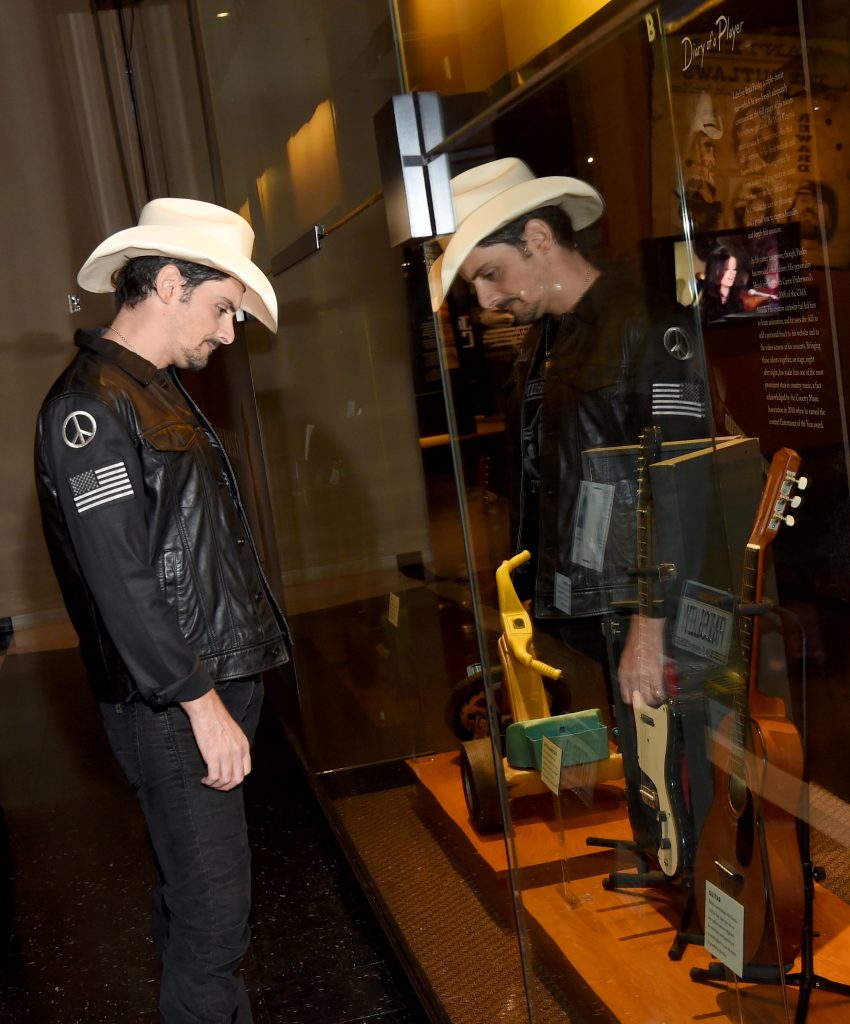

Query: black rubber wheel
[444,672,491,740]
[460,738,503,833]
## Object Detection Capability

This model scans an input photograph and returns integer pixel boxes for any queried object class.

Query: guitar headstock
[749,447,807,550]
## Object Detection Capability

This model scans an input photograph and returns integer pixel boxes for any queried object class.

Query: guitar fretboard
[731,543,762,783]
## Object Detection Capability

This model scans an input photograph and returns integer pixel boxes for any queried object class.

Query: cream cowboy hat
[77,198,278,332]
[428,157,604,312]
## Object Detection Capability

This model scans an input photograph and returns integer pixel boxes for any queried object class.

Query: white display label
[571,481,615,572]
[703,881,744,978]
[388,593,400,628]
[541,735,563,795]
[554,572,572,615]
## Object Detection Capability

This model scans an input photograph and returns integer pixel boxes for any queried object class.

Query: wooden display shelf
[409,750,850,1023]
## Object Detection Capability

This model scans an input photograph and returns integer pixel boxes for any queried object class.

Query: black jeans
[101,679,263,1024]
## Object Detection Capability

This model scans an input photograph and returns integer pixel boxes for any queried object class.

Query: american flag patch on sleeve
[68,462,134,514]
[651,381,705,419]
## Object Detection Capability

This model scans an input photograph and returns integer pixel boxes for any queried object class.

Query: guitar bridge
[715,859,744,885]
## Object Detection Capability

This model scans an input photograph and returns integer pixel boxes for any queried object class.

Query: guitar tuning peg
[784,513,796,527]
[796,475,808,490]
[790,495,802,508]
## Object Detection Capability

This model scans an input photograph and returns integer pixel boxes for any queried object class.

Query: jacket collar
[74,328,160,386]
[563,262,627,328]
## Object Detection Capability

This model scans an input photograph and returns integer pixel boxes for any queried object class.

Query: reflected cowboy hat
[690,91,723,140]
[428,157,604,312]
[77,198,278,332]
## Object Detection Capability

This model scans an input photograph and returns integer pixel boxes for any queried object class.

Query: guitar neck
[635,426,660,620]
[637,502,652,618]
[738,544,760,679]
[739,499,793,723]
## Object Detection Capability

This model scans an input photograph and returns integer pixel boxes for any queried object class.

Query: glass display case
[191,0,850,1020]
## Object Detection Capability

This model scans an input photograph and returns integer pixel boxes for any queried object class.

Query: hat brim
[429,176,604,312]
[77,225,278,332]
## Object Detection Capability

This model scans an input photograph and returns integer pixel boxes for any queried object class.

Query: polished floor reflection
[0,630,428,1024]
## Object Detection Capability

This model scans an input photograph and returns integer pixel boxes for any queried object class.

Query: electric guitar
[629,426,691,878]
[694,448,806,967]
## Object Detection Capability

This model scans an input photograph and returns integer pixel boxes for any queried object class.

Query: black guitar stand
[584,834,667,890]
[689,606,850,1022]
[781,817,850,1020]
[585,831,703,960]
[585,709,697,960]
[587,592,696,959]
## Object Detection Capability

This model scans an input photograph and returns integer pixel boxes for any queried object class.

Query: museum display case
[191,0,850,1020]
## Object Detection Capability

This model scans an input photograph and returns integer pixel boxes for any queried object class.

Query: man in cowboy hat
[431,158,713,842]
[35,199,289,1022]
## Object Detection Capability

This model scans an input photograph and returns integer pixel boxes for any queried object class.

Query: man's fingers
[201,770,240,791]
[201,746,251,791]
[182,689,251,790]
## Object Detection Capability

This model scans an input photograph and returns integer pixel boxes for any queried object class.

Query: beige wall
[1,0,120,620]
[1,0,217,621]
[3,0,432,620]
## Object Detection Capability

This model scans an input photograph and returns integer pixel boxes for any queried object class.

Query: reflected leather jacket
[504,267,713,621]
[35,330,290,706]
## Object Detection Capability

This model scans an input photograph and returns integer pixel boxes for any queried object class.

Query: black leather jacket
[35,330,290,705]
[505,268,712,621]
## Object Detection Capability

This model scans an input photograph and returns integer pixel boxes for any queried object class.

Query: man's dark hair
[479,204,576,251]
[112,255,229,311]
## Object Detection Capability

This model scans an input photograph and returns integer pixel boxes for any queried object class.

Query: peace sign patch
[62,411,97,449]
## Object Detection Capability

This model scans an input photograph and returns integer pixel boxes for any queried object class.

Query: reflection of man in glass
[430,158,713,846]
[430,157,712,697]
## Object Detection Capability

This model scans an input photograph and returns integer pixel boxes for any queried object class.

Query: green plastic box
[505,708,609,771]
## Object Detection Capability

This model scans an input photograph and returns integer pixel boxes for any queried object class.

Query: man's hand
[179,688,251,790]
[617,614,667,707]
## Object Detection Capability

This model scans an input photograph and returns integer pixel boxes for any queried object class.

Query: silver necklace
[107,323,136,352]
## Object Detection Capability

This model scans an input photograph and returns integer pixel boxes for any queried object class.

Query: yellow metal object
[495,551,624,788]
[495,551,562,723]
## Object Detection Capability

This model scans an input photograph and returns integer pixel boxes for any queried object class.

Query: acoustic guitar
[693,447,806,967]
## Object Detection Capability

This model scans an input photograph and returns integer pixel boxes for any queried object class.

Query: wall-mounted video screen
[671,223,804,326]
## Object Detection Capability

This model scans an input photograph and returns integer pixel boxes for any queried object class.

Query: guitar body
[693,448,807,969]
[695,705,805,966]
[633,697,691,877]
